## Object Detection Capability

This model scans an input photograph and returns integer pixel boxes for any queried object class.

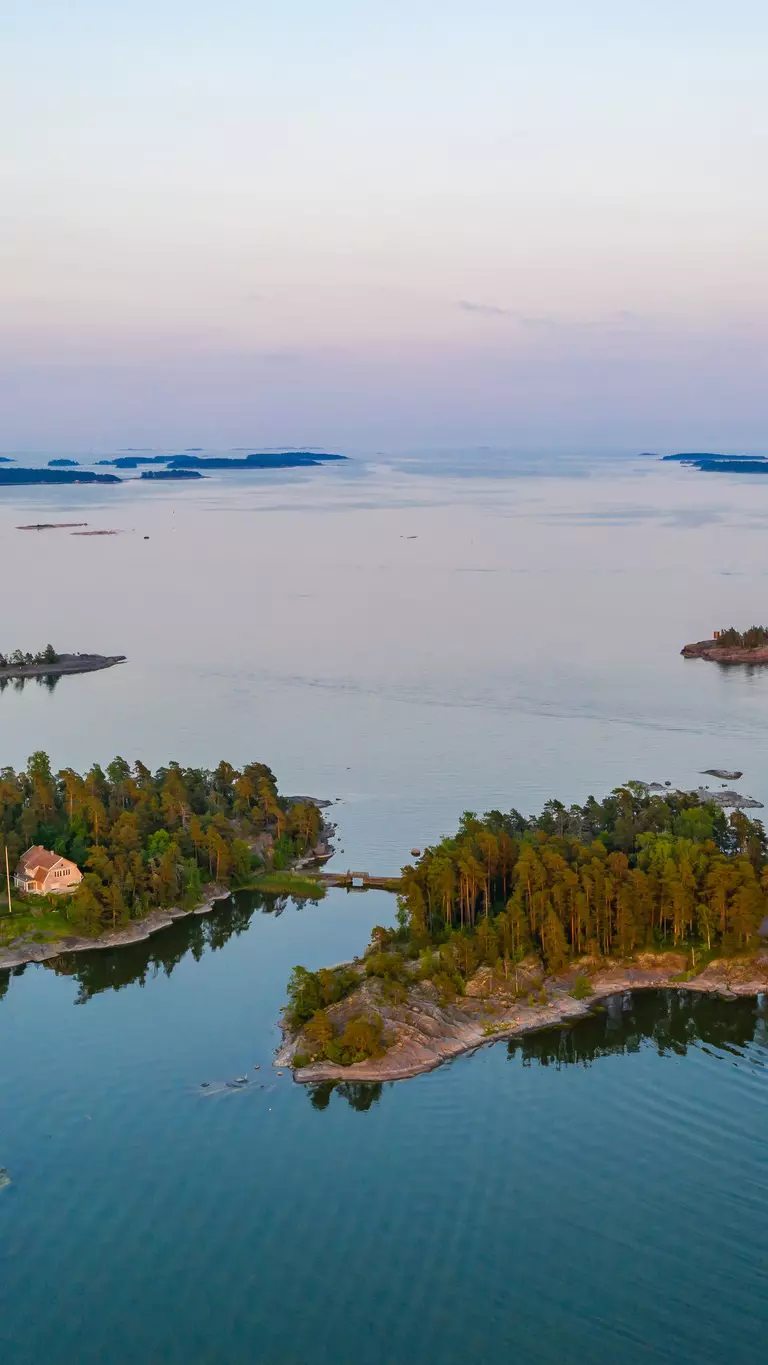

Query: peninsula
[0,753,334,968]
[0,651,126,680]
[683,627,768,664]
[277,781,768,1083]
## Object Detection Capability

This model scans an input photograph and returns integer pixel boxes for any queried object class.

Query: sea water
[1,449,766,1363]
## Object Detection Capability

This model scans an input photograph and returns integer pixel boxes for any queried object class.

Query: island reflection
[1,894,764,1114]
[507,989,767,1068]
[0,673,61,693]
[31,889,281,1002]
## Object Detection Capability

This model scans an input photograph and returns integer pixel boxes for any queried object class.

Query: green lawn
[238,871,326,900]
[0,900,87,946]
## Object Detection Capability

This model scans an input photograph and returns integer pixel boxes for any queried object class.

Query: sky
[3,1,767,452]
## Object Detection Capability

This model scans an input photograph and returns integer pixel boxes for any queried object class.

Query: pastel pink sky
[3,1,767,450]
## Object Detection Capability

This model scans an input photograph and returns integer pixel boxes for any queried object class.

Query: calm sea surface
[1,449,767,1363]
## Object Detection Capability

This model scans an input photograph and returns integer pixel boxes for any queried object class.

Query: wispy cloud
[456,301,557,328]
[456,299,513,317]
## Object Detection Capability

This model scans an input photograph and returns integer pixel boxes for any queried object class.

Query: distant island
[98,451,345,470]
[277,781,768,1083]
[0,451,346,486]
[662,453,768,474]
[140,469,204,480]
[0,755,333,968]
[0,469,120,486]
[0,650,126,680]
[683,627,768,664]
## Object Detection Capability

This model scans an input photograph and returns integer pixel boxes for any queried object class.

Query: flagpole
[4,845,11,914]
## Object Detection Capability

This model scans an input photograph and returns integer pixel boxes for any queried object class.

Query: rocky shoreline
[0,653,126,680]
[0,887,233,971]
[0,802,337,972]
[682,638,768,664]
[276,953,768,1085]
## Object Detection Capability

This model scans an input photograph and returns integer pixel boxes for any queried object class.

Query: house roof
[17,845,69,877]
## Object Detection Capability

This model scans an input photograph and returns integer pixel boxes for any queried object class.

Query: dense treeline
[0,752,324,933]
[283,783,768,1071]
[717,626,768,649]
[0,645,59,669]
[399,783,768,966]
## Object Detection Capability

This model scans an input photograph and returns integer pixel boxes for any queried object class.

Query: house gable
[15,846,82,894]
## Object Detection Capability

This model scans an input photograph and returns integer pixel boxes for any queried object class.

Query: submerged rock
[0,1168,10,1191]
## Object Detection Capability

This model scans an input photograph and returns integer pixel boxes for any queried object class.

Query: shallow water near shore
[2,449,768,1362]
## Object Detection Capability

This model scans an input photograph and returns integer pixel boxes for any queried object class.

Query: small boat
[233,1075,248,1085]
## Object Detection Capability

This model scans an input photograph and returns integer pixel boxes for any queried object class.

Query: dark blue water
[1,893,766,1364]
[2,450,768,1361]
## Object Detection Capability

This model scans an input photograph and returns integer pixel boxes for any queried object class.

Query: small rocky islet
[682,627,768,666]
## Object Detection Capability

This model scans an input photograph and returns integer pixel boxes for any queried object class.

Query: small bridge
[314,870,402,892]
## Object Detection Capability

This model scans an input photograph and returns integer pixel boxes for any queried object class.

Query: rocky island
[0,650,126,680]
[682,626,768,664]
[277,781,768,1084]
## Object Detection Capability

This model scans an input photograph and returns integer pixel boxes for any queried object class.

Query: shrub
[324,1013,384,1066]
[365,950,405,981]
[379,977,407,1004]
[431,970,462,1004]
[305,1008,334,1052]
[570,975,594,1000]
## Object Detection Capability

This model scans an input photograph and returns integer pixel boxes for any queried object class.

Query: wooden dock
[313,870,402,892]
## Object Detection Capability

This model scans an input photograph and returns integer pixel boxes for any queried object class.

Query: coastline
[0,887,233,971]
[0,653,126,680]
[277,954,768,1084]
[0,804,336,971]
[682,639,768,664]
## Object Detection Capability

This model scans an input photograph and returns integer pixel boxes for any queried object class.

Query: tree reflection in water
[507,990,767,1068]
[10,889,291,1005]
[3,892,764,1116]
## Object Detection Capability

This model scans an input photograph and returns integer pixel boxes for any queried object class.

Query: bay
[1,449,767,1363]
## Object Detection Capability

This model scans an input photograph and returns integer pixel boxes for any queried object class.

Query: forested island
[99,451,345,470]
[0,451,345,486]
[662,453,768,474]
[0,469,121,486]
[0,650,125,680]
[278,782,768,1082]
[683,627,768,664]
[0,754,331,967]
[140,469,204,480]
